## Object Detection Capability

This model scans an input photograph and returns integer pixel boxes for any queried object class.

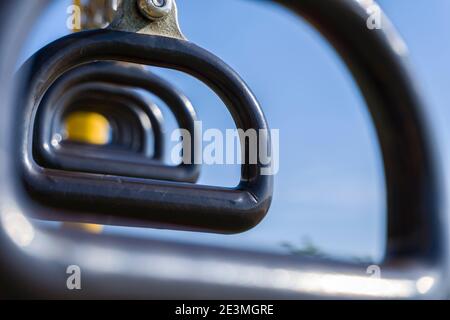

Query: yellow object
[64,111,111,145]
[63,222,104,234]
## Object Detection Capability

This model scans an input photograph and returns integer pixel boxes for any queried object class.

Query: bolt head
[137,0,173,20]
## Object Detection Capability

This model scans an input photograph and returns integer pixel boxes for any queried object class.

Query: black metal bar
[17,30,274,234]
[273,0,445,264]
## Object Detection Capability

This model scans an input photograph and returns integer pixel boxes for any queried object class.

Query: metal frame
[17,30,274,234]
[0,0,447,299]
[34,62,200,182]
[50,84,161,156]
[37,82,169,177]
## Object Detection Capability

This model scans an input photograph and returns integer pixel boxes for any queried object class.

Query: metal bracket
[109,0,186,40]
[74,0,118,30]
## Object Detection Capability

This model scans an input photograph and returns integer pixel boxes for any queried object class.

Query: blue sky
[21,0,450,262]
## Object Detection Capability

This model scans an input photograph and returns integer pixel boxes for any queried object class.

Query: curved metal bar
[52,87,158,155]
[273,0,445,264]
[17,30,274,234]
[36,61,199,182]
[0,0,446,299]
